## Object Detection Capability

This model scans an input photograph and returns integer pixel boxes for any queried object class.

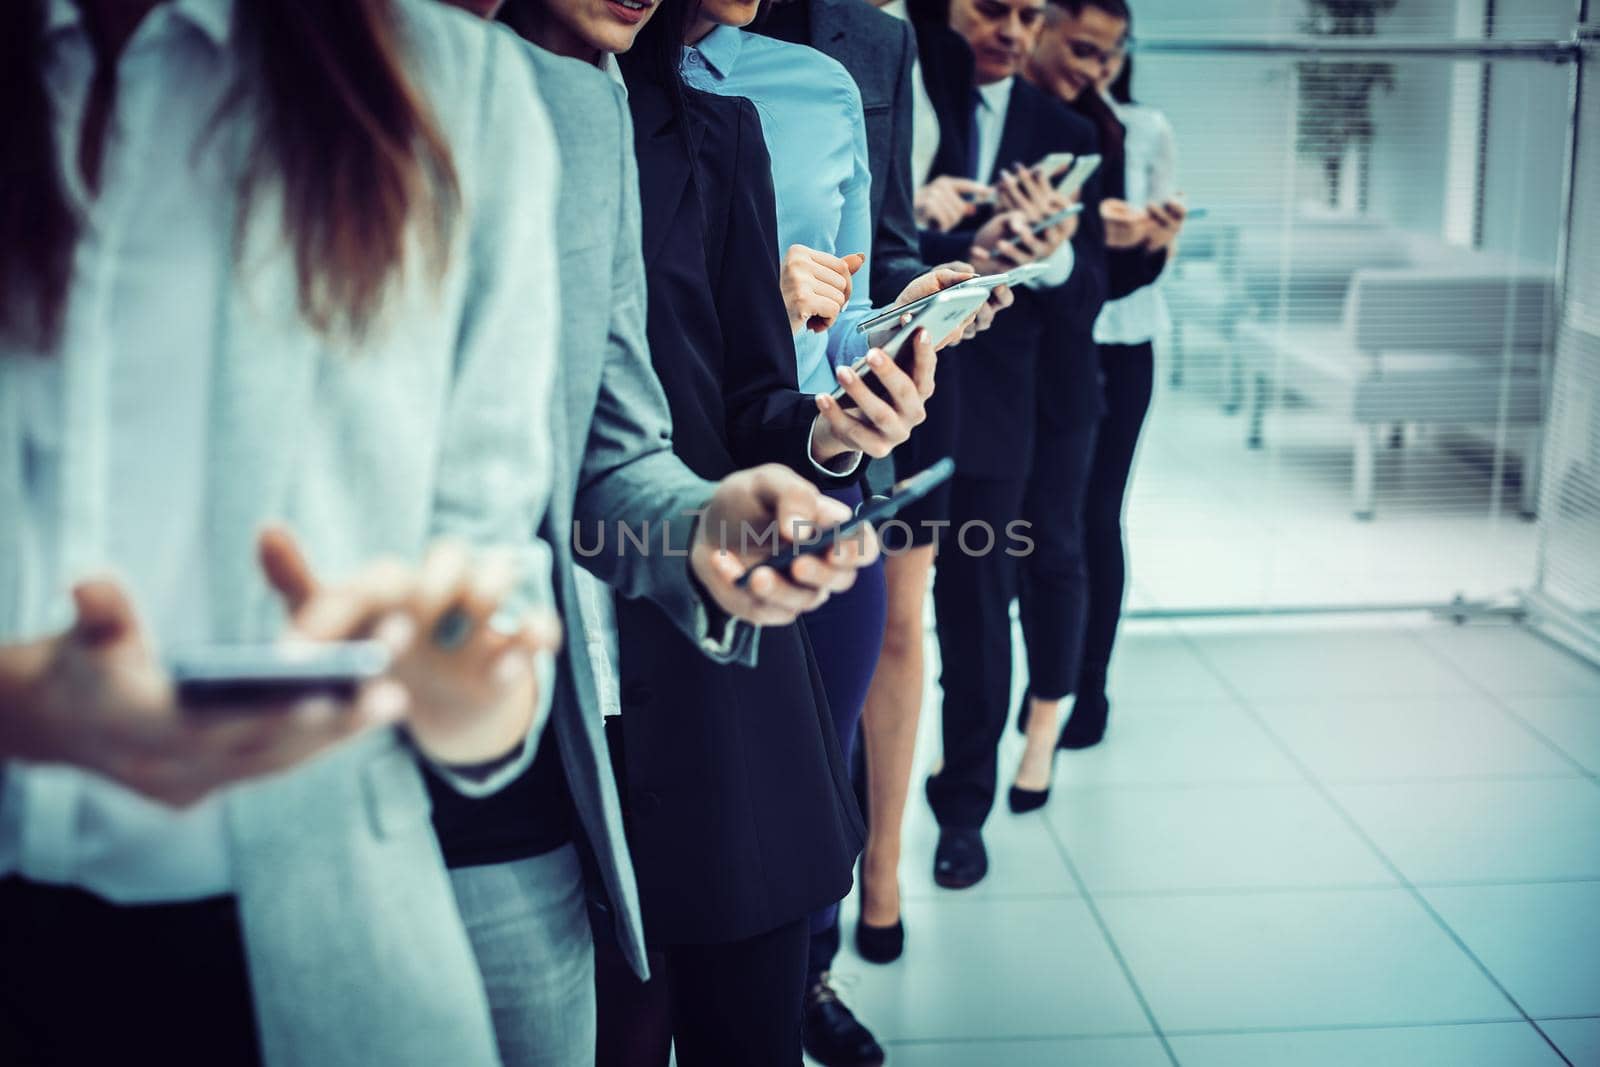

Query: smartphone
[1028,202,1086,236]
[835,287,992,408]
[1178,206,1209,221]
[1054,153,1102,198]
[854,273,1016,336]
[1032,151,1076,179]
[735,458,957,588]
[171,641,392,708]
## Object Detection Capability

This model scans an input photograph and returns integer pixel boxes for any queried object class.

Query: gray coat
[513,46,760,982]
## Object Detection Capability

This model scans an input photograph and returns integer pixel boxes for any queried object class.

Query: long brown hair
[0,0,460,350]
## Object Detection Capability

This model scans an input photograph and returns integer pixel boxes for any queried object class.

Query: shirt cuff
[425,647,556,799]
[807,418,864,479]
[1028,241,1076,288]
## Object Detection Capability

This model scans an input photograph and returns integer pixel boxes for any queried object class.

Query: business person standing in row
[0,1,571,1062]
[433,5,894,1065]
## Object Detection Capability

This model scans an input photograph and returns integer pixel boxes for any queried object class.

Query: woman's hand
[915,176,989,232]
[781,245,865,335]
[1144,198,1188,252]
[889,265,979,350]
[262,528,560,770]
[1101,198,1151,250]
[3,574,407,808]
[995,163,1080,248]
[810,326,936,465]
[690,465,879,627]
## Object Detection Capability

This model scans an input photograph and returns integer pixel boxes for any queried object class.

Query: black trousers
[1018,411,1101,703]
[595,916,809,1067]
[0,877,262,1067]
[927,474,1029,829]
[1080,342,1155,674]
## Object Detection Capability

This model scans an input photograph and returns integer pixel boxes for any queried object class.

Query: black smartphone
[171,641,392,708]
[735,458,957,588]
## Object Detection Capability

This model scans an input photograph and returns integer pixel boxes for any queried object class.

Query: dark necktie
[965,89,983,181]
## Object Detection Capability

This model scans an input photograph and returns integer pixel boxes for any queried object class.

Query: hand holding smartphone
[735,458,956,587]
[171,642,393,708]
[836,288,991,408]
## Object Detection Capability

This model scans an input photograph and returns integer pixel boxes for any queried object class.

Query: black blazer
[912,19,977,186]
[920,76,1108,478]
[615,77,864,946]
[1070,89,1169,304]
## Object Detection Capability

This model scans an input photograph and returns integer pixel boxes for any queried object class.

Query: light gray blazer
[0,5,564,1065]
[514,47,761,980]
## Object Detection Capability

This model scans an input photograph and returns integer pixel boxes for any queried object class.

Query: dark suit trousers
[594,915,808,1067]
[927,474,1029,829]
[1081,341,1156,673]
[1018,404,1101,703]
[0,877,262,1066]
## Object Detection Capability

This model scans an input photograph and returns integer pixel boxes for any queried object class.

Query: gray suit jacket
[802,0,927,305]
[515,47,760,983]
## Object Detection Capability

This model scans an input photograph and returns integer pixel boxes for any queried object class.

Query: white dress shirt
[1095,97,1177,346]
[973,76,1015,185]
[0,0,246,903]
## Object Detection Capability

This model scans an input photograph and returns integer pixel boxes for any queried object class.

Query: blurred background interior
[815,2,1600,1064]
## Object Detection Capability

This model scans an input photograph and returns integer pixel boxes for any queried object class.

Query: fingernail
[374,612,416,654]
[867,351,886,368]
[366,680,409,722]
[838,367,855,384]
[493,650,531,687]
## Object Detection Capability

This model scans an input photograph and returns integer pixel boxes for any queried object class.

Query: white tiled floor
[811,620,1600,1066]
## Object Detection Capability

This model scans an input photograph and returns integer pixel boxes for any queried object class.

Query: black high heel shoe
[854,917,905,964]
[1057,690,1109,749]
[1007,772,1053,813]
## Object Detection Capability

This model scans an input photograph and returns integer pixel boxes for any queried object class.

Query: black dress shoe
[933,828,988,889]
[854,917,904,964]
[801,975,885,1067]
[1058,690,1109,749]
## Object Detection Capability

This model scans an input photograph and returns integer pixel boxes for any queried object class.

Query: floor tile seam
[879,1029,1165,1047]
[1037,810,1183,1066]
[1407,624,1600,778]
[1088,876,1600,901]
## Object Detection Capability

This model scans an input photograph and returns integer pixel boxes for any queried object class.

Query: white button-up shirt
[0,0,244,903]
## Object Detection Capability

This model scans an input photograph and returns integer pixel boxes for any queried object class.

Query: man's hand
[972,212,1062,271]
[781,245,865,335]
[995,163,1080,248]
[915,176,990,232]
[4,575,406,808]
[886,265,979,350]
[690,466,880,627]
[262,528,560,770]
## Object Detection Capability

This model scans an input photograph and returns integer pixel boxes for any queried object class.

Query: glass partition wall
[1116,1,1587,622]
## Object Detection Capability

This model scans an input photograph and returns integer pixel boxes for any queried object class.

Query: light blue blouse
[683,26,874,395]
